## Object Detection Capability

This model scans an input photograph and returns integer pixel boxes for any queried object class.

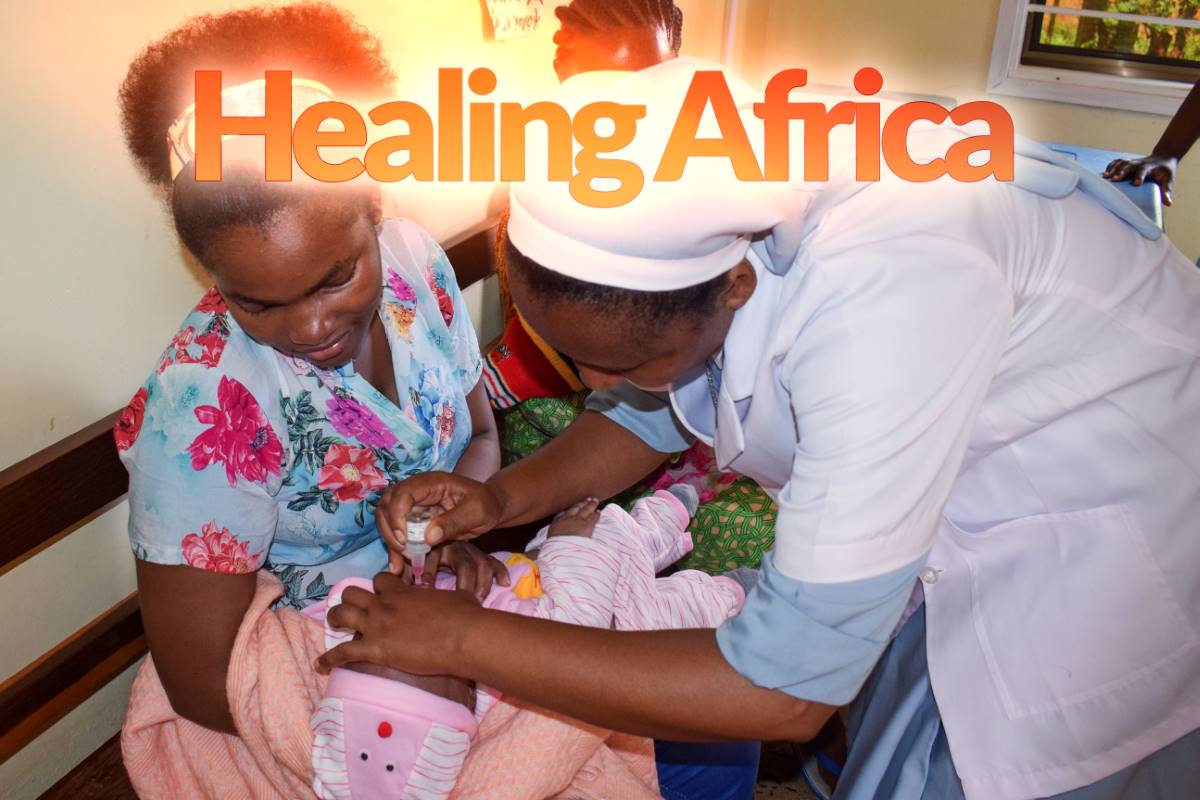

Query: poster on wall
[486,0,544,40]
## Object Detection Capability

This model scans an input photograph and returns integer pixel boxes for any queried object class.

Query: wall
[729,0,1199,259]
[0,2,726,797]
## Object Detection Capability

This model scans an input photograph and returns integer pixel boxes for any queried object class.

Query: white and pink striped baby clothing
[514,489,746,631]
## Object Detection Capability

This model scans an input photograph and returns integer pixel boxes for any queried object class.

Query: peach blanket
[121,572,659,799]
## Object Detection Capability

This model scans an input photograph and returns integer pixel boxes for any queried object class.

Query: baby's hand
[547,498,601,539]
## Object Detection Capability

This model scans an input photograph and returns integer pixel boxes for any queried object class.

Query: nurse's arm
[488,383,688,525]
[322,582,835,741]
[488,408,671,526]
[382,405,675,544]
[321,554,923,740]
[379,384,683,544]
[459,617,836,741]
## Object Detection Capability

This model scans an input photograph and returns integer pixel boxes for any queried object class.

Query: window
[990,1,1200,115]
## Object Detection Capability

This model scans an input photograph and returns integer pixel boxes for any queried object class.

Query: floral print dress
[115,220,482,609]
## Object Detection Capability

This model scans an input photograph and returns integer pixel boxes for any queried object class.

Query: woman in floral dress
[117,222,494,609]
[113,4,501,737]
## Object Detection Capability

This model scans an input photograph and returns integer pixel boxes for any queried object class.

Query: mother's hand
[421,541,510,601]
[375,471,506,573]
[316,571,481,676]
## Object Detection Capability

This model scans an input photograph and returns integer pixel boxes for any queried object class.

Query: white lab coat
[667,174,1200,800]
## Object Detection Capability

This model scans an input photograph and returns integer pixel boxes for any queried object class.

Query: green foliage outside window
[1037,0,1200,63]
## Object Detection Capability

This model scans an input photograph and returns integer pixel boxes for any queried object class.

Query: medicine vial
[406,508,433,583]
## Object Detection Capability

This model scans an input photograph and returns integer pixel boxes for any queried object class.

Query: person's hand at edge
[1104,153,1179,206]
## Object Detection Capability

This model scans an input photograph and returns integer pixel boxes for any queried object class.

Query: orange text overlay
[191,68,1015,209]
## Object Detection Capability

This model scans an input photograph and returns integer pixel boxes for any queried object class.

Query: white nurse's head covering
[507,57,815,291]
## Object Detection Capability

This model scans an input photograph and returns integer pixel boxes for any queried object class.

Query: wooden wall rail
[0,224,498,775]
[0,413,128,578]
[0,595,144,765]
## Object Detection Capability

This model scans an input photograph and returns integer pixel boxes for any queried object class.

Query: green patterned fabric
[679,478,776,573]
[500,392,589,465]
[500,395,777,574]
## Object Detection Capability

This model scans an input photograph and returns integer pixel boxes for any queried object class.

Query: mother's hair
[119,3,394,264]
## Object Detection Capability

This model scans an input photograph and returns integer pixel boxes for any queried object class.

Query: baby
[308,487,747,800]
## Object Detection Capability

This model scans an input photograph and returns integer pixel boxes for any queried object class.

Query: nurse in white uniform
[320,59,1200,799]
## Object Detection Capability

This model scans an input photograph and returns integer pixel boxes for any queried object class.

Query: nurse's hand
[375,471,506,573]
[316,571,480,677]
[1103,154,1179,206]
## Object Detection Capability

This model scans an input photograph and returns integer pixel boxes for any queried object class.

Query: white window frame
[989,0,1198,116]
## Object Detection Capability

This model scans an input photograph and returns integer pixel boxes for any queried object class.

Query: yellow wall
[729,0,1199,259]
